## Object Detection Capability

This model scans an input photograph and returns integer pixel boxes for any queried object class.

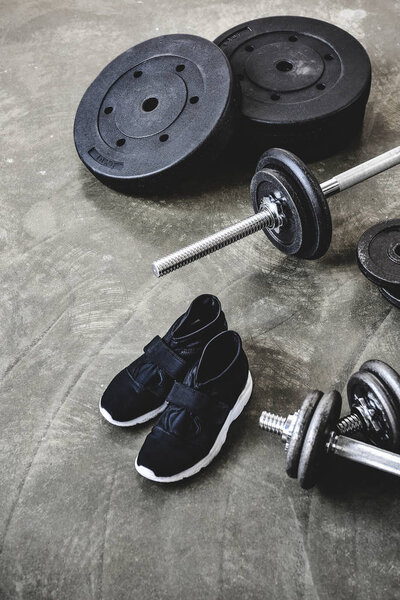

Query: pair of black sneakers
[100,294,252,482]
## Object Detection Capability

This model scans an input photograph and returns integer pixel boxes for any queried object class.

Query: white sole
[135,371,253,482]
[99,400,168,427]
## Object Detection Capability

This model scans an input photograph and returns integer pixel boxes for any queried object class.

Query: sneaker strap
[166,381,214,417]
[143,336,188,380]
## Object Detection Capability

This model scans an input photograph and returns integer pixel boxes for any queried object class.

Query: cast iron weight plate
[215,16,371,161]
[357,220,400,308]
[359,360,400,451]
[286,390,323,479]
[297,390,342,489]
[347,370,400,451]
[250,166,306,256]
[252,148,332,259]
[74,34,238,192]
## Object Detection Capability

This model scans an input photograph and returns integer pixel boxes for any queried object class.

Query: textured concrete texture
[1,0,400,598]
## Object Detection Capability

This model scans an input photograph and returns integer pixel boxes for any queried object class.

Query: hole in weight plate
[324,53,334,61]
[176,64,185,72]
[142,97,159,112]
[316,83,326,90]
[160,134,169,142]
[271,93,280,101]
[289,35,298,42]
[190,96,199,104]
[104,106,113,114]
[134,70,143,78]
[276,60,293,72]
[116,138,125,146]
[245,45,254,52]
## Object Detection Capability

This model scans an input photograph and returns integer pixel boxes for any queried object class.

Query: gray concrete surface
[1,1,400,598]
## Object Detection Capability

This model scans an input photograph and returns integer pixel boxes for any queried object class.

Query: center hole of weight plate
[394,243,400,258]
[142,97,159,112]
[276,60,293,72]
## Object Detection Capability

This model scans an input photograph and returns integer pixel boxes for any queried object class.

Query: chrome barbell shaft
[321,146,400,197]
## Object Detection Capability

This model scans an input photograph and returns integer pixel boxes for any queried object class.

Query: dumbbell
[259,360,400,489]
[152,146,400,277]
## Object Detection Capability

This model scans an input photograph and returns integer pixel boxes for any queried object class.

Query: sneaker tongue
[168,294,222,346]
[164,329,205,361]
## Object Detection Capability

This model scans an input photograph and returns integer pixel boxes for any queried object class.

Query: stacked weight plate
[215,16,371,161]
[74,17,372,192]
[74,34,238,192]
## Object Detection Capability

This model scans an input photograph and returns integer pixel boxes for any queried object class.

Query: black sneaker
[99,295,227,426]
[135,330,252,482]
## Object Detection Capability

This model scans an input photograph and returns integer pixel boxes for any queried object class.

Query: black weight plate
[379,286,400,308]
[361,360,400,411]
[250,167,306,255]
[360,360,400,450]
[357,220,400,294]
[74,35,237,192]
[297,390,341,489]
[347,370,400,451]
[254,148,332,259]
[215,16,371,161]
[286,390,323,479]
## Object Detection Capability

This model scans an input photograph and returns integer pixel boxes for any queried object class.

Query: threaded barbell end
[336,413,364,435]
[259,411,287,435]
[336,413,363,435]
[152,209,274,277]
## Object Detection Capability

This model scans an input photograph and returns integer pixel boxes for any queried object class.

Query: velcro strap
[143,336,187,380]
[166,381,214,417]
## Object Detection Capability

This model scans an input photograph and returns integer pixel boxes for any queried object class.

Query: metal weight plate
[360,360,400,451]
[347,370,400,451]
[297,390,342,489]
[357,220,400,308]
[253,148,332,259]
[215,16,371,161]
[250,167,306,255]
[379,287,400,308]
[286,390,323,479]
[74,35,238,192]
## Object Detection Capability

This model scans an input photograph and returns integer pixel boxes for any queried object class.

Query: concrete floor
[1,0,400,598]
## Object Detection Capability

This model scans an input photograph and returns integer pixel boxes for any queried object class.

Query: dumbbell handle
[260,410,400,479]
[328,434,400,478]
[153,145,400,277]
[321,146,400,197]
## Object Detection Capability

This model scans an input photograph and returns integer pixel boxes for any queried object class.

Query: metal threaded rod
[336,413,363,435]
[153,145,400,278]
[259,411,287,435]
[260,409,364,439]
[152,208,274,277]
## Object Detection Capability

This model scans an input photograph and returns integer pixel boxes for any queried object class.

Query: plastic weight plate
[74,34,238,192]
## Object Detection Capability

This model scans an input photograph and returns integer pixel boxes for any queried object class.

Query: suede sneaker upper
[135,330,252,481]
[100,294,227,426]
